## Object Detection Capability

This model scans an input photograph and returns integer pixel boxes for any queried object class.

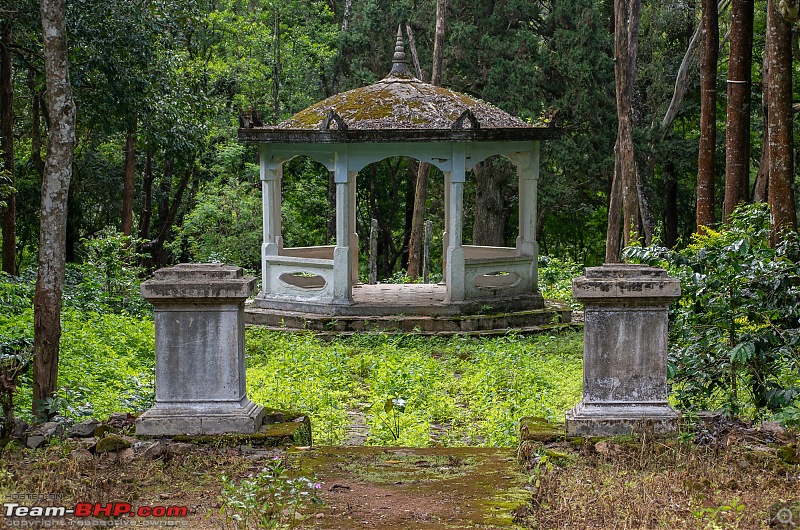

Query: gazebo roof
[239,28,556,144]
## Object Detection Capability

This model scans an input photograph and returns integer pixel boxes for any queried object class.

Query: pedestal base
[136,398,265,436]
[565,402,680,437]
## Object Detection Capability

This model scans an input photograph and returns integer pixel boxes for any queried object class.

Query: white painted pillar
[440,170,451,284]
[273,164,284,251]
[445,145,466,303]
[333,150,353,304]
[349,169,359,283]
[516,142,539,258]
[260,145,280,295]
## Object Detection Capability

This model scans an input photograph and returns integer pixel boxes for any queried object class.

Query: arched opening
[355,157,446,284]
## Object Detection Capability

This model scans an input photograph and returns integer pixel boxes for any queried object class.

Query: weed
[219,456,323,529]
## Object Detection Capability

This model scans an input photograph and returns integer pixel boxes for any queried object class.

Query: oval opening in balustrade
[473,271,521,290]
[279,272,327,290]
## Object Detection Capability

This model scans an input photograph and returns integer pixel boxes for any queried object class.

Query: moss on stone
[778,445,799,465]
[95,435,131,454]
[519,416,563,443]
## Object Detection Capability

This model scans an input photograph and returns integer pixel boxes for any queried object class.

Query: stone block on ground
[566,265,681,436]
[259,416,312,447]
[136,264,263,436]
[25,421,64,449]
[519,416,563,443]
[95,434,132,454]
[12,419,29,440]
[69,419,101,438]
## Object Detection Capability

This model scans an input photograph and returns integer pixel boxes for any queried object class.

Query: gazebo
[239,28,557,317]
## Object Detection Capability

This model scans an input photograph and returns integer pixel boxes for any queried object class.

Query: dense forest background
[2,0,800,427]
[4,0,795,281]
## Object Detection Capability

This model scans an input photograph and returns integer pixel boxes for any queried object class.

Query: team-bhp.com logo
[4,502,188,519]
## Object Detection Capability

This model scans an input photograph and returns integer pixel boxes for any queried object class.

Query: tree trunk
[607,0,641,260]
[664,161,679,248]
[605,142,623,263]
[142,164,194,268]
[407,0,446,278]
[138,149,154,240]
[33,0,76,419]
[766,0,797,244]
[696,0,719,232]
[28,67,45,178]
[473,159,512,246]
[1,19,15,275]
[405,24,425,81]
[121,126,137,237]
[331,0,352,95]
[753,39,769,203]
[723,0,754,221]
[271,8,281,123]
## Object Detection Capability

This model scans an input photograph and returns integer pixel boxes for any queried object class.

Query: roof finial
[388,25,413,78]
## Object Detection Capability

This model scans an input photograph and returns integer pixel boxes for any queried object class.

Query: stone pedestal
[136,264,264,436]
[566,264,681,436]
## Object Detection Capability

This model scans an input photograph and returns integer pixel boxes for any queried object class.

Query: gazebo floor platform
[245,284,574,335]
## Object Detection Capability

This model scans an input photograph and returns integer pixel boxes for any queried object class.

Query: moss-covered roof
[275,73,529,131]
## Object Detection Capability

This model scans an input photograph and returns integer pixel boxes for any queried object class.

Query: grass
[521,436,800,529]
[245,329,583,447]
[6,306,583,449]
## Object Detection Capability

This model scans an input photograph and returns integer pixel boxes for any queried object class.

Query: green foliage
[220,456,323,530]
[538,256,584,309]
[246,329,583,447]
[71,227,150,317]
[178,177,263,270]
[10,310,155,424]
[624,204,800,422]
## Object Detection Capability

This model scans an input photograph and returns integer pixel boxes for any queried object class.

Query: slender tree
[753,41,769,203]
[605,0,641,262]
[407,0,445,278]
[696,0,719,232]
[33,0,76,418]
[766,0,797,244]
[121,125,137,237]
[723,0,754,221]
[0,16,15,274]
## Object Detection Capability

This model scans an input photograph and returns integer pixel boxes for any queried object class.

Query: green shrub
[70,227,150,317]
[176,177,263,270]
[538,256,583,308]
[9,310,155,423]
[624,203,800,422]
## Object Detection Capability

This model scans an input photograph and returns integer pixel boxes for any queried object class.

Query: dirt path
[291,446,531,529]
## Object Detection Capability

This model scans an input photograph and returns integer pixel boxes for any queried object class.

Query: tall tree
[33,0,76,418]
[407,0,446,278]
[605,0,641,262]
[696,0,719,232]
[753,46,769,203]
[121,126,137,237]
[0,16,15,274]
[766,0,797,244]
[723,0,754,221]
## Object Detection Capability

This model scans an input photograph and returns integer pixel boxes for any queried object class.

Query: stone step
[245,302,574,335]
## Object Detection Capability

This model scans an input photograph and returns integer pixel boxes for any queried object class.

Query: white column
[349,169,359,283]
[260,145,280,295]
[445,145,466,303]
[332,150,353,304]
[440,170,451,284]
[273,164,284,251]
[516,142,539,258]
